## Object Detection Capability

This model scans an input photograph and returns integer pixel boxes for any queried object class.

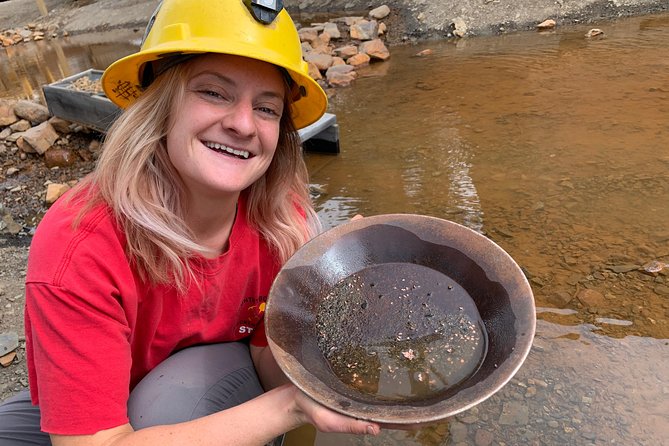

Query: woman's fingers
[293,389,379,436]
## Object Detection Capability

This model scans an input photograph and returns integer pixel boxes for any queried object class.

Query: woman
[0,0,380,444]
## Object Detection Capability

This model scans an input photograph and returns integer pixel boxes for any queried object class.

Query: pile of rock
[299,5,392,88]
[0,99,96,209]
[0,22,64,47]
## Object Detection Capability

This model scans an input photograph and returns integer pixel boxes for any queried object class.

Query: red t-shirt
[24,190,280,435]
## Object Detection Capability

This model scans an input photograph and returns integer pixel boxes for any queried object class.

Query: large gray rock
[13,100,50,125]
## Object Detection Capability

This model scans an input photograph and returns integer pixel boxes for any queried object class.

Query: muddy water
[0,29,139,101]
[1,12,668,446]
[297,14,669,446]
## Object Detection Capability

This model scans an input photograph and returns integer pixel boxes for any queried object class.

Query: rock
[298,27,319,44]
[336,16,364,26]
[45,183,71,205]
[0,351,16,368]
[415,49,434,57]
[307,62,322,80]
[653,285,669,296]
[323,22,341,39]
[546,290,573,308]
[334,44,358,59]
[347,52,370,67]
[0,127,11,139]
[87,140,104,156]
[44,148,78,168]
[0,332,19,356]
[475,429,494,446]
[576,288,606,309]
[537,19,556,30]
[359,39,390,60]
[369,5,391,20]
[498,401,529,425]
[304,52,334,71]
[13,99,50,124]
[642,260,667,273]
[0,99,19,126]
[19,121,58,155]
[326,64,356,76]
[315,31,331,47]
[452,17,468,37]
[350,20,378,40]
[9,119,31,132]
[606,264,639,273]
[326,65,357,87]
[586,28,604,38]
[1,213,23,235]
[48,116,73,133]
[450,421,468,442]
[1,35,14,47]
[15,136,34,153]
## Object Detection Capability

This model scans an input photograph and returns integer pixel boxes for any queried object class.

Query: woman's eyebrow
[193,71,285,100]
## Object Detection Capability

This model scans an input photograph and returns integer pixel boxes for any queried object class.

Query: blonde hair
[75,60,320,290]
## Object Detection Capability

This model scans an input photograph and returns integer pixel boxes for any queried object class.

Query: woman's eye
[203,90,223,99]
[257,106,282,117]
[195,88,228,101]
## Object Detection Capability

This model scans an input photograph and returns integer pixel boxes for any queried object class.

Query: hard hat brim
[102,41,327,130]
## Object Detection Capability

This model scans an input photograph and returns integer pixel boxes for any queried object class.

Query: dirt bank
[1,0,668,44]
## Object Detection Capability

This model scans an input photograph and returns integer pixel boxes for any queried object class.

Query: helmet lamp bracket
[244,0,284,24]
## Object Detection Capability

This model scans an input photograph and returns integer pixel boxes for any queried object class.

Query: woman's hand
[290,385,380,436]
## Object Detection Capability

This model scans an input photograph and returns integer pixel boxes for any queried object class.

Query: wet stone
[653,285,669,296]
[459,414,479,424]
[474,429,494,446]
[606,264,639,273]
[498,401,529,425]
[449,421,468,442]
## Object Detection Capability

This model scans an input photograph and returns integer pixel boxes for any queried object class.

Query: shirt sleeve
[25,282,132,435]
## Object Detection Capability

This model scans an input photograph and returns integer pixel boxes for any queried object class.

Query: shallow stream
[301,13,669,446]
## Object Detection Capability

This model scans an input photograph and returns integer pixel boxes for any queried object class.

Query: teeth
[204,141,250,159]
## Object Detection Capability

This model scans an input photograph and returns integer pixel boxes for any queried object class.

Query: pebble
[0,332,19,355]
[498,401,529,425]
[474,429,494,446]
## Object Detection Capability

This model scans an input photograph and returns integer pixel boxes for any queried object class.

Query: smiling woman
[0,1,380,445]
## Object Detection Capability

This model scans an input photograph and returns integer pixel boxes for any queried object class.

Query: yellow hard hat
[101,0,327,129]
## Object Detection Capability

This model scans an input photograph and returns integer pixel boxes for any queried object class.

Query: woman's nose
[221,101,257,138]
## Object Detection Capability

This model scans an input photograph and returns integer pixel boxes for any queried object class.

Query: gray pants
[0,342,268,445]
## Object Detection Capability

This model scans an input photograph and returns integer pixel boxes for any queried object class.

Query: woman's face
[166,53,286,201]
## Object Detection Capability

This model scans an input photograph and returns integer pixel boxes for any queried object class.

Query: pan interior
[267,217,533,419]
[316,262,487,403]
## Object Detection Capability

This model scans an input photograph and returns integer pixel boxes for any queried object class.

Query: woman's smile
[202,140,252,159]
